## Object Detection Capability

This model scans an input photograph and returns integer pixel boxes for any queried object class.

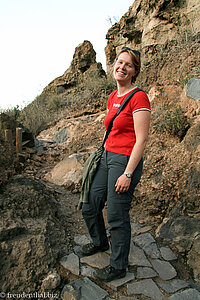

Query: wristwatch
[124,171,132,178]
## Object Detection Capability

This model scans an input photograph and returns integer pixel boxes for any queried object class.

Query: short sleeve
[107,90,116,111]
[131,91,151,114]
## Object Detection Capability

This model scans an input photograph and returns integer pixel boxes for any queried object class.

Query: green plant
[1,105,21,121]
[84,73,116,94]
[179,65,200,88]
[10,74,117,135]
[154,104,190,140]
[18,92,63,135]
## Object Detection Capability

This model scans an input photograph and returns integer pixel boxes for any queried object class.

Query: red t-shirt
[104,87,151,156]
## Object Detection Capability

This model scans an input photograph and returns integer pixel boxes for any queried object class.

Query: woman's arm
[115,110,151,193]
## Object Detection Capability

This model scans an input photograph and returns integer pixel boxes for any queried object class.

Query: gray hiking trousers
[82,150,143,269]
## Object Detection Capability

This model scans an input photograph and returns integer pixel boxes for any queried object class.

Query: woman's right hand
[115,174,131,194]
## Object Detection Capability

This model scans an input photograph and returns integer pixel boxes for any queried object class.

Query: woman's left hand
[115,174,131,194]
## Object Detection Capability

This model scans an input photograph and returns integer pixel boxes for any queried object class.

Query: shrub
[1,105,21,121]
[84,73,116,94]
[154,104,190,140]
[2,75,116,136]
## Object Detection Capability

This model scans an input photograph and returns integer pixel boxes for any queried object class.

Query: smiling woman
[80,46,151,282]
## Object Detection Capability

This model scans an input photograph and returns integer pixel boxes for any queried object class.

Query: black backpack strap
[102,88,143,147]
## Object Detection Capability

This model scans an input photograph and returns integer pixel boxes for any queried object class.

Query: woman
[81,47,151,282]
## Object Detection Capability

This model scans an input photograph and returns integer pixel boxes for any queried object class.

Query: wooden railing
[4,128,22,153]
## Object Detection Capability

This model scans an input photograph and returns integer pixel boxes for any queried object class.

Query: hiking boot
[94,265,126,282]
[80,242,109,256]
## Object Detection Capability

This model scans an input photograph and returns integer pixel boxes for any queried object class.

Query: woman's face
[114,51,136,85]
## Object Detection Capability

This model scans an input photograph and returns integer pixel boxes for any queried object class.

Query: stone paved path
[60,222,200,300]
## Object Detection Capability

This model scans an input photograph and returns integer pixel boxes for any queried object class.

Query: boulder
[186,78,200,101]
[45,153,87,190]
[41,272,61,291]
[156,216,200,252]
[53,127,69,144]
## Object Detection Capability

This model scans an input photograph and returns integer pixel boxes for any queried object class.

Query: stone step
[59,225,200,300]
[151,259,177,281]
[61,277,109,300]
[127,279,165,300]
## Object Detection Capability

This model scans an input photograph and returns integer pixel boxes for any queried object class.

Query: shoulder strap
[102,88,143,147]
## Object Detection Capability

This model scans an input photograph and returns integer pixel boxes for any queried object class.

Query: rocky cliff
[45,40,106,93]
[105,0,200,89]
[20,40,114,135]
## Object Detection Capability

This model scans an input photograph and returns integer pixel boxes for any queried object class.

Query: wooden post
[5,129,12,144]
[16,127,22,153]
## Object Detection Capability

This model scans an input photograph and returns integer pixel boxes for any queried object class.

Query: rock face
[105,0,200,88]
[187,236,200,284]
[0,138,15,187]
[156,216,200,283]
[0,175,72,293]
[45,40,106,93]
